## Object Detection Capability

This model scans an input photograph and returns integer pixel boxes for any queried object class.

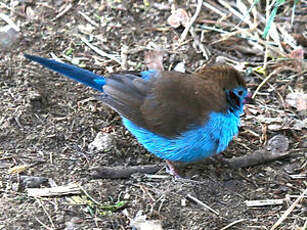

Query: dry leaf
[0,26,19,50]
[266,134,289,153]
[88,132,114,152]
[286,92,307,111]
[174,62,185,73]
[167,8,189,28]
[25,6,37,19]
[8,164,31,174]
[130,214,163,230]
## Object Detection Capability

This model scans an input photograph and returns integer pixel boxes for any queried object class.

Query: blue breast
[122,110,241,163]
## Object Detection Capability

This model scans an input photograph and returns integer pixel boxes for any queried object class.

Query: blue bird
[24,54,249,175]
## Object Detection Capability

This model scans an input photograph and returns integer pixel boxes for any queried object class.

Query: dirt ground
[0,1,306,230]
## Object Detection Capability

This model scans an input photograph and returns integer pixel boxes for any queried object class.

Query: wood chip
[27,183,81,197]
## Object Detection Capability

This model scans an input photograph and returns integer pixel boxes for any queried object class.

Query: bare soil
[0,1,306,230]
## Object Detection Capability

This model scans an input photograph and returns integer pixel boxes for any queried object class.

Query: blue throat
[122,107,242,163]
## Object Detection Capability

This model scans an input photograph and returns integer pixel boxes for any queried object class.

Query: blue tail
[24,54,105,92]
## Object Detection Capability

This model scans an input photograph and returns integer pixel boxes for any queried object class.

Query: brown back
[140,65,246,137]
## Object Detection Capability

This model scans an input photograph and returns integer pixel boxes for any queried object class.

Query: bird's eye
[238,90,243,96]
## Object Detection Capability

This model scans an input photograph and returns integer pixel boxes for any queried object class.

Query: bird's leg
[165,160,181,178]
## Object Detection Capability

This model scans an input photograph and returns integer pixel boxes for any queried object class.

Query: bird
[24,54,249,175]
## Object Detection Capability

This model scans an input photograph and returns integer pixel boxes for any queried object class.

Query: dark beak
[244,93,254,104]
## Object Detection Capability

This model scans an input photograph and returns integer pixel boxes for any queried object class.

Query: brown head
[197,65,246,90]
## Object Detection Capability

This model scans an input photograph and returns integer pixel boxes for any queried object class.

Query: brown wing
[140,71,228,137]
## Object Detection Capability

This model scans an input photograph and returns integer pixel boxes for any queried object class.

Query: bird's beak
[243,93,254,104]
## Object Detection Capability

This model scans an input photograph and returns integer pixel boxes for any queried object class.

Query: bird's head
[225,86,250,115]
[208,65,251,115]
[198,64,252,115]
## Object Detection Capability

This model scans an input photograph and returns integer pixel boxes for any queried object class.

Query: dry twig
[226,134,290,168]
[51,3,73,22]
[245,199,284,207]
[35,197,56,229]
[270,188,307,230]
[179,0,203,44]
[90,165,161,179]
[27,183,81,197]
[225,149,291,169]
[186,194,219,215]
[220,219,245,230]
[80,36,121,65]
[78,11,99,27]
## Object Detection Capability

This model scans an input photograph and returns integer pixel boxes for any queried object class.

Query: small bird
[25,54,249,175]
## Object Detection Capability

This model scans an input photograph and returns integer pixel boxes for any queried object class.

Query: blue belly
[122,111,240,162]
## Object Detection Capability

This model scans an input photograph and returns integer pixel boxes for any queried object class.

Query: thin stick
[179,0,203,44]
[189,27,210,60]
[252,70,277,99]
[270,188,307,230]
[34,216,53,230]
[78,184,103,206]
[203,1,226,17]
[289,174,306,179]
[35,197,56,229]
[245,199,284,207]
[51,3,73,22]
[186,194,219,215]
[80,36,121,65]
[91,165,161,179]
[120,45,129,70]
[218,0,252,27]
[220,219,245,230]
[79,11,99,27]
[225,149,290,169]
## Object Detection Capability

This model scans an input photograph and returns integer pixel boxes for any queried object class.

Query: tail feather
[24,54,105,92]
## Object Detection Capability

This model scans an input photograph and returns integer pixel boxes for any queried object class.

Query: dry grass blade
[35,197,56,229]
[186,194,219,215]
[220,219,246,230]
[203,1,226,17]
[80,36,121,65]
